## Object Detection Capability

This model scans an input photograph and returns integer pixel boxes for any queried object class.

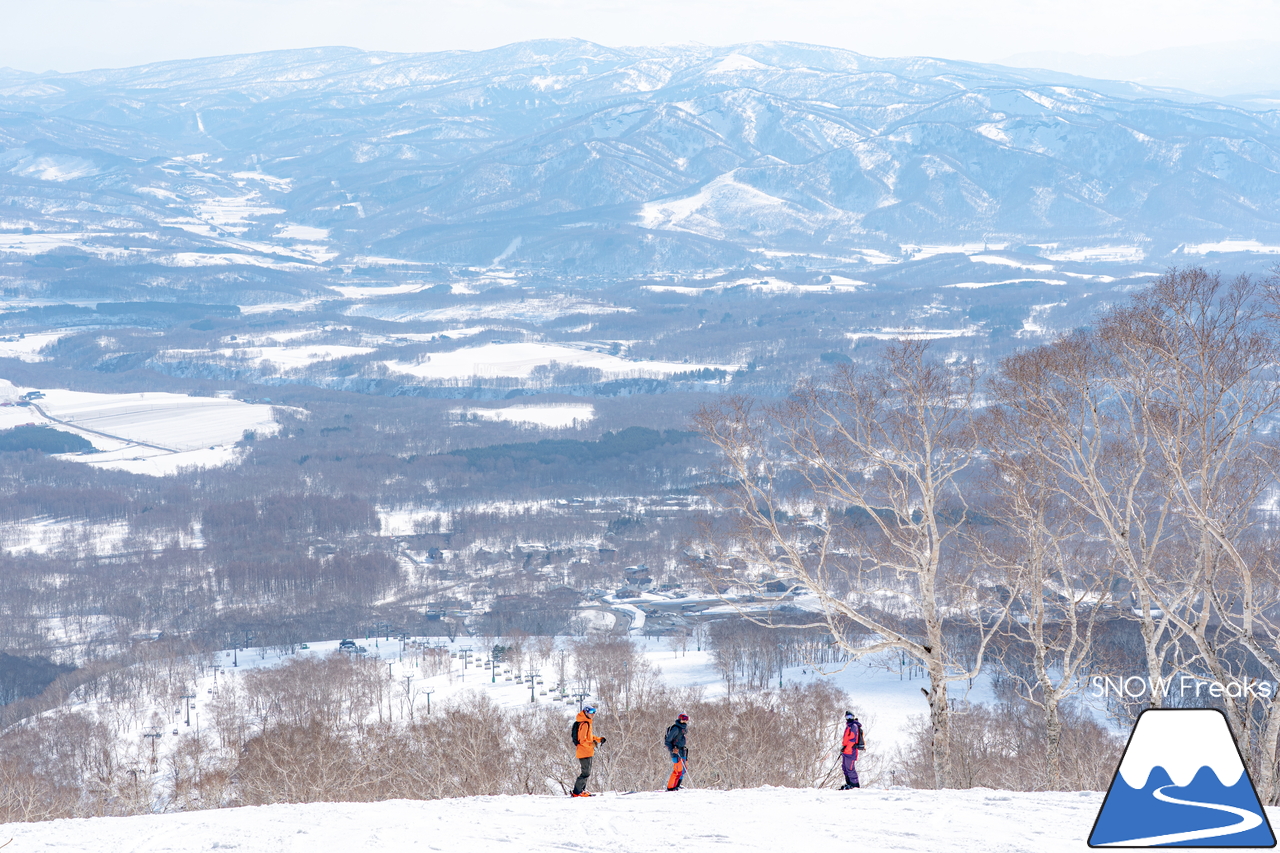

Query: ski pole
[825,752,842,788]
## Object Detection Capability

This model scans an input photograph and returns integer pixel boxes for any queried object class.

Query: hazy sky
[1,0,1278,73]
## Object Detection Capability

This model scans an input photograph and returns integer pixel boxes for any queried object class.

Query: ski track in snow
[0,787,1118,852]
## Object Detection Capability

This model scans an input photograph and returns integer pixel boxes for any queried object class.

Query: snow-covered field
[36,388,277,448]
[454,402,595,428]
[644,275,867,295]
[0,331,71,361]
[1181,238,1280,256]
[163,343,376,371]
[0,518,132,555]
[79,445,248,477]
[385,342,736,381]
[347,296,628,324]
[328,282,432,299]
[847,328,980,341]
[1036,244,1148,264]
[944,278,1068,289]
[0,385,279,475]
[0,786,1120,852]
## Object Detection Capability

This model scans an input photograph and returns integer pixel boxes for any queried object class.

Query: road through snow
[0,787,1135,853]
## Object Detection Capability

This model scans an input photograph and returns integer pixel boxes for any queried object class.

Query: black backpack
[854,721,867,750]
[571,720,583,746]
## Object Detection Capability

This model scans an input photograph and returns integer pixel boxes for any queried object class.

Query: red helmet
[677,713,689,722]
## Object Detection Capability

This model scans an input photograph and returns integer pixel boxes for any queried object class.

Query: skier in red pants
[840,711,863,789]
[665,713,689,790]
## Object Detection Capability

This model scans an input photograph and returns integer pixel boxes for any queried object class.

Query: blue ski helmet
[583,706,597,715]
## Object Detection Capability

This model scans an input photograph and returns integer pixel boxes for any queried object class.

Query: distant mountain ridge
[2,39,1280,274]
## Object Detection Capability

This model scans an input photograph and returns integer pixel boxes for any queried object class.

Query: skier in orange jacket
[570,706,605,796]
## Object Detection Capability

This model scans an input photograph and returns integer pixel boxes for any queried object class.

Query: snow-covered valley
[4,39,1279,850]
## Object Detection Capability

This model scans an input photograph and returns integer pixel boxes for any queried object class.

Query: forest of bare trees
[695,268,1280,796]
[0,641,857,822]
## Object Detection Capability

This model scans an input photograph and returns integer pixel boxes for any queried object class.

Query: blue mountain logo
[1089,708,1276,847]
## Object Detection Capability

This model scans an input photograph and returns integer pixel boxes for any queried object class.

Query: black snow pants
[572,756,593,795]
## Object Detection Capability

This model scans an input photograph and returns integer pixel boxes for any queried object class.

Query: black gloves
[599,737,607,744]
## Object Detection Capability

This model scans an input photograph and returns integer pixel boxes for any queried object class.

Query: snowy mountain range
[3,39,1280,275]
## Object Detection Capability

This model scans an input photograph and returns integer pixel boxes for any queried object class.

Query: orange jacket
[573,710,602,758]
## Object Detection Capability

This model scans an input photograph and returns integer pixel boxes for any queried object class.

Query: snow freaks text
[1091,676,1276,700]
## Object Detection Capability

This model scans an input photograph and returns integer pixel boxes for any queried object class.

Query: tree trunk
[1255,690,1280,804]
[1045,698,1062,791]
[926,654,951,789]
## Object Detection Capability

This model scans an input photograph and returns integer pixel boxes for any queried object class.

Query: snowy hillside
[3,40,1280,274]
[0,786,1116,852]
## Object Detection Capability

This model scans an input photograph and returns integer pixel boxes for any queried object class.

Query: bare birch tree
[972,440,1115,789]
[994,267,1280,799]
[1100,268,1280,799]
[695,340,1004,788]
[992,327,1185,707]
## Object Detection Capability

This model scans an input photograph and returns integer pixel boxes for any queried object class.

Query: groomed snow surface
[0,787,1124,852]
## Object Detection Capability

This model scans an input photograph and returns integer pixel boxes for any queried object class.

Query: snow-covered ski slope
[1,787,1125,852]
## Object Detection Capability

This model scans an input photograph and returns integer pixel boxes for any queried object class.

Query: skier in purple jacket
[840,711,863,789]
